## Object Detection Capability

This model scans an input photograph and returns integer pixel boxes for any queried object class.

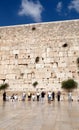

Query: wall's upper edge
[0,19,79,28]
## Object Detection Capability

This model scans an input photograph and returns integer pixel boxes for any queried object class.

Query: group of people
[47,91,61,103]
[2,90,61,102]
[24,91,46,102]
[3,90,79,103]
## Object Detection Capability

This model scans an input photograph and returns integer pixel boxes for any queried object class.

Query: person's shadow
[2,101,6,109]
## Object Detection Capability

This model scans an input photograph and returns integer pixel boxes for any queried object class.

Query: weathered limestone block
[52,63,58,68]
[2,55,9,60]
[0,80,3,84]
[1,60,9,65]
[0,46,10,51]
[9,59,17,65]
[36,64,44,69]
[18,59,27,65]
[35,72,45,79]
[19,53,27,59]
[68,52,74,56]
[58,63,67,68]
[13,50,19,54]
[44,58,53,64]
[6,74,16,79]
[23,74,28,79]
[30,58,35,64]
[59,52,64,57]
[42,52,47,59]
[73,46,79,51]
[0,74,6,80]
[27,73,32,79]
[48,51,59,58]
[8,65,15,70]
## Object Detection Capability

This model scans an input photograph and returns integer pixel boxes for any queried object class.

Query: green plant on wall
[32,81,38,88]
[61,79,78,92]
[0,83,9,91]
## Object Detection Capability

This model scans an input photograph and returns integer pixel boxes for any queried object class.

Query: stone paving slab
[0,100,79,130]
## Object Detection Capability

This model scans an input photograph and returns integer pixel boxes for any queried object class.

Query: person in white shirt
[37,92,40,101]
[68,92,72,101]
[47,91,52,103]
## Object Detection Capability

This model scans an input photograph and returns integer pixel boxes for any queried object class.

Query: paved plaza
[0,99,79,130]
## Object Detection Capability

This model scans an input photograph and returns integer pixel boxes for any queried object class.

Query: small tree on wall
[61,79,78,92]
[0,83,9,91]
[32,81,38,88]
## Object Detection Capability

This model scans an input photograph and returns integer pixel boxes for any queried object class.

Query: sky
[0,0,79,26]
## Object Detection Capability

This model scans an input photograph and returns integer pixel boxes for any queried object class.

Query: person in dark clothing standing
[3,91,6,101]
[41,91,45,102]
[52,91,55,101]
[57,91,61,101]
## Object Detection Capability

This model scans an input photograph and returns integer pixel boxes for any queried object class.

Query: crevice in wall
[62,43,68,47]
[32,27,36,31]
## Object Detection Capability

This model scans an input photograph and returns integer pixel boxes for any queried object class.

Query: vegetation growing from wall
[32,81,38,88]
[0,83,9,91]
[61,79,78,91]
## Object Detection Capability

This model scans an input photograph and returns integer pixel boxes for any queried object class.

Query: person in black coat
[52,91,55,101]
[3,91,6,101]
[57,91,61,101]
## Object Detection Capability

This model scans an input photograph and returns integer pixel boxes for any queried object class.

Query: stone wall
[0,19,79,91]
